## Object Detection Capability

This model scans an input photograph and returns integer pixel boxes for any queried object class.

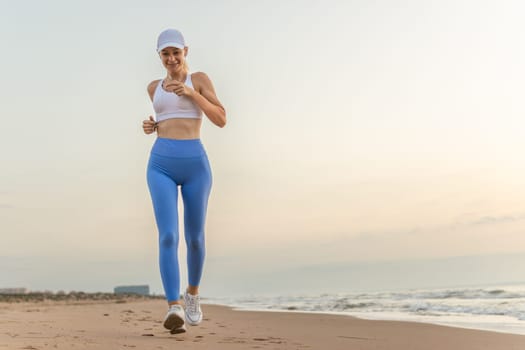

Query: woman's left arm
[190,72,227,128]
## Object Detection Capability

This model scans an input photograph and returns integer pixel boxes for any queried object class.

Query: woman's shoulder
[189,71,213,89]
[190,71,210,80]
[147,79,162,99]
[146,79,162,101]
[147,79,162,92]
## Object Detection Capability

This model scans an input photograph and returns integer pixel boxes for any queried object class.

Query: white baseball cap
[156,28,186,52]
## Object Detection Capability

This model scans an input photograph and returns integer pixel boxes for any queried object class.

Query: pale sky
[1,0,525,296]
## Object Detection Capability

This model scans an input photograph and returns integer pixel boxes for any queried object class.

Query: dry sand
[2,297,525,349]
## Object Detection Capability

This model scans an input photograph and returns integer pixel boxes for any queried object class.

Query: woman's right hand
[142,116,157,134]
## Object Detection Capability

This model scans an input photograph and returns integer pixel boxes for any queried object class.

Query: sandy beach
[1,296,525,350]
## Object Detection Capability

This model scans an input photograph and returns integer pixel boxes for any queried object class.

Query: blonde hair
[182,56,189,72]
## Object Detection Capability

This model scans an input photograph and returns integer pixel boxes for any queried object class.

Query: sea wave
[205,284,525,334]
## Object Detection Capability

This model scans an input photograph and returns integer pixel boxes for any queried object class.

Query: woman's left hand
[165,80,195,97]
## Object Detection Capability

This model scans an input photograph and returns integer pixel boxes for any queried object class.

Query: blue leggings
[146,137,212,303]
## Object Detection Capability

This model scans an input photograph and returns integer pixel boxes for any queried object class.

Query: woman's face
[159,46,188,74]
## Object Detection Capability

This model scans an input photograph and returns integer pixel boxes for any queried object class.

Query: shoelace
[169,304,182,313]
[186,293,201,314]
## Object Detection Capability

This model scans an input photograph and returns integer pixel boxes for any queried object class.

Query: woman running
[142,28,226,334]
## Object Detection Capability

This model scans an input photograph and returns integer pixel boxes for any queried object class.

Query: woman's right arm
[142,80,160,134]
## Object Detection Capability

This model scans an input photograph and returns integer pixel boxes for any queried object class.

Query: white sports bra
[152,73,203,122]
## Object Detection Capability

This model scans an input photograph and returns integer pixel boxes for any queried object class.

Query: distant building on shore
[0,288,28,294]
[114,285,149,296]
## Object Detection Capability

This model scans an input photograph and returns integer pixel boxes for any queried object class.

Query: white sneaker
[163,304,186,332]
[183,290,203,326]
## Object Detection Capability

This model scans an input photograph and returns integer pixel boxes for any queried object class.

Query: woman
[142,28,226,334]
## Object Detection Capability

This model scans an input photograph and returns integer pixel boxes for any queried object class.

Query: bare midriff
[156,118,202,140]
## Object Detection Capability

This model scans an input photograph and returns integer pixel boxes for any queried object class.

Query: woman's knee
[186,234,205,252]
[159,232,178,249]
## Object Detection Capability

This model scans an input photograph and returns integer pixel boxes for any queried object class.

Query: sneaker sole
[170,324,187,334]
[163,313,185,330]
[185,315,203,326]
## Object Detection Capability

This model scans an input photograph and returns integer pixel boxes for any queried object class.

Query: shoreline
[208,304,525,337]
[2,297,525,349]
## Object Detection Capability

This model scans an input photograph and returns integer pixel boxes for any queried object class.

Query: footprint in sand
[252,337,286,345]
[337,335,372,340]
[268,336,285,344]
[192,335,204,342]
[25,309,41,313]
[219,336,247,344]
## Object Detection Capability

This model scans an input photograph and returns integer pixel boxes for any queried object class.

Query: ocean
[205,282,525,335]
